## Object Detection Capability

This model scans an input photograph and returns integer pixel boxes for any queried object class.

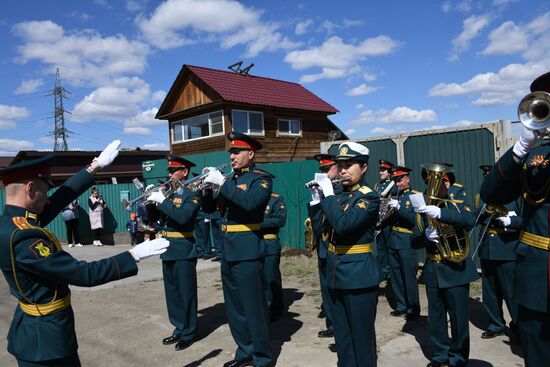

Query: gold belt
[487,228,515,235]
[161,231,193,238]
[328,243,372,255]
[519,231,550,251]
[426,251,463,262]
[19,294,71,316]
[392,226,413,234]
[263,234,279,240]
[221,223,261,232]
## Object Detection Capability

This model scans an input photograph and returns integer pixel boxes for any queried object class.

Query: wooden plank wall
[171,73,219,113]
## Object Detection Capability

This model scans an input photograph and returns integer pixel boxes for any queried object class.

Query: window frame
[170,110,225,143]
[231,109,265,136]
[277,117,302,136]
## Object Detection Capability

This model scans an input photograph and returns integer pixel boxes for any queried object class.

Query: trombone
[183,163,233,192]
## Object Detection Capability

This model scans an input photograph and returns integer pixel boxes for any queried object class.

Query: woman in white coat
[88,189,107,246]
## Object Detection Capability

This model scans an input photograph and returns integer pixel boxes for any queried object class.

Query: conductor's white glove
[204,169,225,187]
[308,186,322,205]
[497,216,511,227]
[146,191,165,205]
[145,184,155,192]
[94,140,122,168]
[129,238,169,261]
[513,126,538,158]
[425,227,439,243]
[317,177,334,198]
[389,199,400,210]
[419,205,441,219]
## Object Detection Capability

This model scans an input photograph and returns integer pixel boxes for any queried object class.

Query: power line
[46,68,71,151]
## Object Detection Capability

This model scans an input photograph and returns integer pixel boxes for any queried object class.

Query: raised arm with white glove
[418,205,441,219]
[513,126,538,159]
[317,177,334,198]
[129,238,170,262]
[146,190,166,205]
[94,140,122,168]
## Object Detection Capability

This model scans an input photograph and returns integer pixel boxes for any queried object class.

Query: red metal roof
[186,65,339,114]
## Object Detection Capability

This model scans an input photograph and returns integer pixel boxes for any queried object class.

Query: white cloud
[492,0,518,6]
[355,103,364,109]
[143,143,169,150]
[452,119,474,126]
[152,90,167,102]
[429,61,549,105]
[0,104,30,129]
[137,0,298,57]
[371,127,396,135]
[344,128,357,136]
[124,127,152,135]
[0,138,34,155]
[342,19,364,28]
[449,14,491,61]
[285,35,401,83]
[363,71,377,81]
[352,106,437,126]
[295,20,313,35]
[126,0,147,12]
[15,78,44,94]
[346,83,377,96]
[442,0,472,13]
[124,107,163,127]
[12,20,150,88]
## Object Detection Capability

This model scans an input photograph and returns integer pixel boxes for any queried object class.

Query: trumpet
[183,163,233,192]
[122,178,181,210]
[518,91,550,135]
[304,177,347,189]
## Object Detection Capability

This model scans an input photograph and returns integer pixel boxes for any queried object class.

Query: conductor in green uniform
[202,132,273,367]
[0,141,169,367]
[386,166,420,319]
[475,165,520,339]
[146,155,201,351]
[480,71,550,367]
[261,192,287,322]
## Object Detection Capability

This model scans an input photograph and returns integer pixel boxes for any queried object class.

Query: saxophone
[422,163,470,263]
[304,218,317,251]
[376,180,397,229]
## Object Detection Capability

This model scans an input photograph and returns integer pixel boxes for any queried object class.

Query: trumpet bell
[518,91,550,131]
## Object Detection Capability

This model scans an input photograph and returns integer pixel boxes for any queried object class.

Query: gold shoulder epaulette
[411,190,421,194]
[12,217,62,250]
[453,183,463,188]
[12,217,34,230]
[358,186,372,194]
[271,193,280,197]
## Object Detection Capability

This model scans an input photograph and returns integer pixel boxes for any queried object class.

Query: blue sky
[0,0,548,155]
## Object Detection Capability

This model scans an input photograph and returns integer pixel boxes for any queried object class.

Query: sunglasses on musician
[167,167,183,173]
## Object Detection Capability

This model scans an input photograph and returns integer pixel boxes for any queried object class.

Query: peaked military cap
[166,154,195,170]
[391,165,412,178]
[227,131,263,151]
[314,154,336,167]
[335,142,369,163]
[530,71,550,92]
[0,154,57,187]
[379,159,394,170]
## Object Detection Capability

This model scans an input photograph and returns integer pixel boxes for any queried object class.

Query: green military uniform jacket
[480,143,550,312]
[157,186,200,260]
[475,196,521,261]
[448,183,468,205]
[260,194,287,256]
[389,188,418,249]
[319,179,383,289]
[0,169,138,362]
[416,203,479,288]
[204,165,273,262]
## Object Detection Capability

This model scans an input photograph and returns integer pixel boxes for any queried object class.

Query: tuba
[422,163,470,263]
[518,91,550,136]
[304,218,317,251]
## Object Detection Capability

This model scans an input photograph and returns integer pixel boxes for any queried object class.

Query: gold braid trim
[521,163,550,206]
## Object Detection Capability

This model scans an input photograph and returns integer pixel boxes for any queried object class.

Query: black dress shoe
[317,309,326,318]
[162,335,180,345]
[405,312,420,320]
[390,310,407,317]
[222,358,253,367]
[318,328,335,338]
[328,343,337,353]
[175,338,194,351]
[481,330,504,339]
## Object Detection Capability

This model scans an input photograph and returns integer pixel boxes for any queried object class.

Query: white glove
[317,177,334,197]
[129,238,169,261]
[145,184,155,192]
[308,186,322,205]
[202,166,216,174]
[146,191,166,205]
[204,169,225,187]
[513,126,538,158]
[497,216,511,227]
[419,205,441,219]
[389,199,400,210]
[94,140,122,168]
[425,227,439,242]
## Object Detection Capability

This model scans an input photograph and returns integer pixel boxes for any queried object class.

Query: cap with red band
[0,154,57,187]
[166,154,196,170]
[391,165,412,178]
[314,154,336,167]
[227,132,263,152]
[379,159,394,170]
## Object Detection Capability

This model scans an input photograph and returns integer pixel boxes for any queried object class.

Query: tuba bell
[422,163,470,263]
[518,91,550,136]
